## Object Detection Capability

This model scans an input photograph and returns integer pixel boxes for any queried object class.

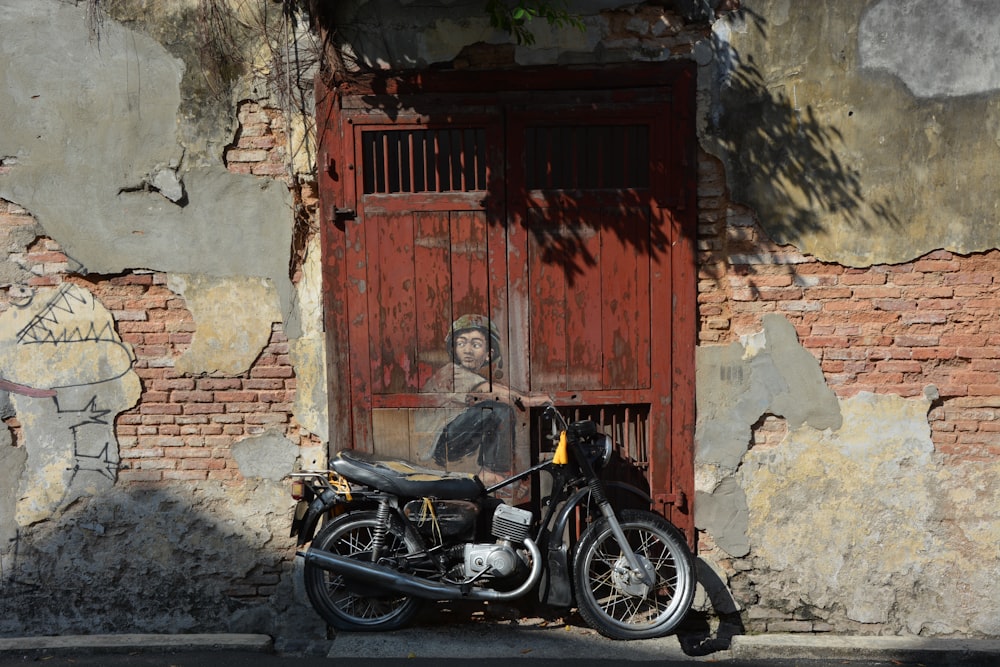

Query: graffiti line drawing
[16,283,92,344]
[13,283,134,388]
[2,283,138,520]
[54,395,111,428]
[57,395,119,481]
[70,439,119,481]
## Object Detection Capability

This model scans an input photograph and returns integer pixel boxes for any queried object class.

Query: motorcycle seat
[331,449,486,500]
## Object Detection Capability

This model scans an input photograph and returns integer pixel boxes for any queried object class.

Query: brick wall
[0,236,311,484]
[0,99,317,484]
[698,149,1000,461]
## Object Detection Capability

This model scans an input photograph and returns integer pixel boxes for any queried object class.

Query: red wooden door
[318,66,696,534]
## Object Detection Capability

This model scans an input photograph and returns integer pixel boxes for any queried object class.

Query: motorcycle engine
[462,504,534,578]
[464,542,521,577]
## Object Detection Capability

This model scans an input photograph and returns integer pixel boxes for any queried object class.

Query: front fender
[548,481,653,550]
[539,482,653,607]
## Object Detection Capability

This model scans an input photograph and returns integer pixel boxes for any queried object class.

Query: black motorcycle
[290,404,695,640]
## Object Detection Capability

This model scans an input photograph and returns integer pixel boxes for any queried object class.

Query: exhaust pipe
[298,538,542,602]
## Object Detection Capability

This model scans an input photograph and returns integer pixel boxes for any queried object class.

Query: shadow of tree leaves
[710,9,901,248]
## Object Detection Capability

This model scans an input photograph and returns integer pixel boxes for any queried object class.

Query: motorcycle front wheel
[572,509,695,640]
[303,510,423,631]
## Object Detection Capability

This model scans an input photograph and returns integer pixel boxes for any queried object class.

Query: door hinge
[654,491,686,510]
[334,208,356,222]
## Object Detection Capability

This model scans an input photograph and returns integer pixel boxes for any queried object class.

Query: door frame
[316,63,698,538]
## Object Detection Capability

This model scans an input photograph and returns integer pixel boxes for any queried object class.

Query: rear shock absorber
[371,496,392,562]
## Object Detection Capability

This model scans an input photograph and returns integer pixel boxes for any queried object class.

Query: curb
[0,633,273,656]
[730,634,1000,665]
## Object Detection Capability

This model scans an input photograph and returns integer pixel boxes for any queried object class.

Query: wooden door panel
[601,205,652,390]
[367,209,418,394]
[446,210,491,351]
[413,210,454,389]
[362,208,496,398]
[525,206,653,392]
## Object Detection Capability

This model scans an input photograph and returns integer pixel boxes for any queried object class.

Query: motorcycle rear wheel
[572,509,695,640]
[303,510,423,631]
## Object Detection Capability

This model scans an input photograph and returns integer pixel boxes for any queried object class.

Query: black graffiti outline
[14,283,135,389]
[54,395,119,482]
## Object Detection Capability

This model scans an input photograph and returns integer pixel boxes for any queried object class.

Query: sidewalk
[3,628,1000,664]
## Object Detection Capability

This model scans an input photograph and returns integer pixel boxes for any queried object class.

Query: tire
[572,509,695,640]
[303,510,424,631]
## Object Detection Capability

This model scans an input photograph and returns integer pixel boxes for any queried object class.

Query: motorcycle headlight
[595,433,614,468]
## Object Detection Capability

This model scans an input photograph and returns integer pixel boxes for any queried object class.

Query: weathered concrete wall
[702,0,1000,267]
[741,391,1000,635]
[0,1,298,333]
[0,0,325,641]
[0,479,323,639]
[693,1,1000,638]
[694,307,1000,635]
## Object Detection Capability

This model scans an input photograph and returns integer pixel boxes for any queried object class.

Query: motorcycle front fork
[596,501,655,587]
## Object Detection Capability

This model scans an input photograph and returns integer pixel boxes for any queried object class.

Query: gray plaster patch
[749,316,842,431]
[0,1,296,335]
[232,430,299,481]
[695,314,841,473]
[860,0,1000,97]
[694,476,749,557]
[694,314,841,557]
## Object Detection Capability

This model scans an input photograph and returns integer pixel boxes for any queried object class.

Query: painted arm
[466,383,551,410]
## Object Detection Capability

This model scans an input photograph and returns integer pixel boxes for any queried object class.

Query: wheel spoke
[304,511,423,630]
[574,513,695,638]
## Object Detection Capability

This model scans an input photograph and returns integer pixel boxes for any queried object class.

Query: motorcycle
[289,404,695,640]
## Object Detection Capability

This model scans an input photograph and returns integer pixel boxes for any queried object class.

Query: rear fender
[294,489,341,546]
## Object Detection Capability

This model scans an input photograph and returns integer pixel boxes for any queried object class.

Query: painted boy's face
[454,330,489,371]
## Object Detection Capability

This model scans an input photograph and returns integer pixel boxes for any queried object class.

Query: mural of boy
[417,314,547,495]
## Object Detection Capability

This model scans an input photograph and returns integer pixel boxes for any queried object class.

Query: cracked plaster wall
[740,391,1000,635]
[0,0,298,335]
[0,1,326,638]
[0,0,329,468]
[0,2,329,444]
[695,315,1000,635]
[702,0,1000,267]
